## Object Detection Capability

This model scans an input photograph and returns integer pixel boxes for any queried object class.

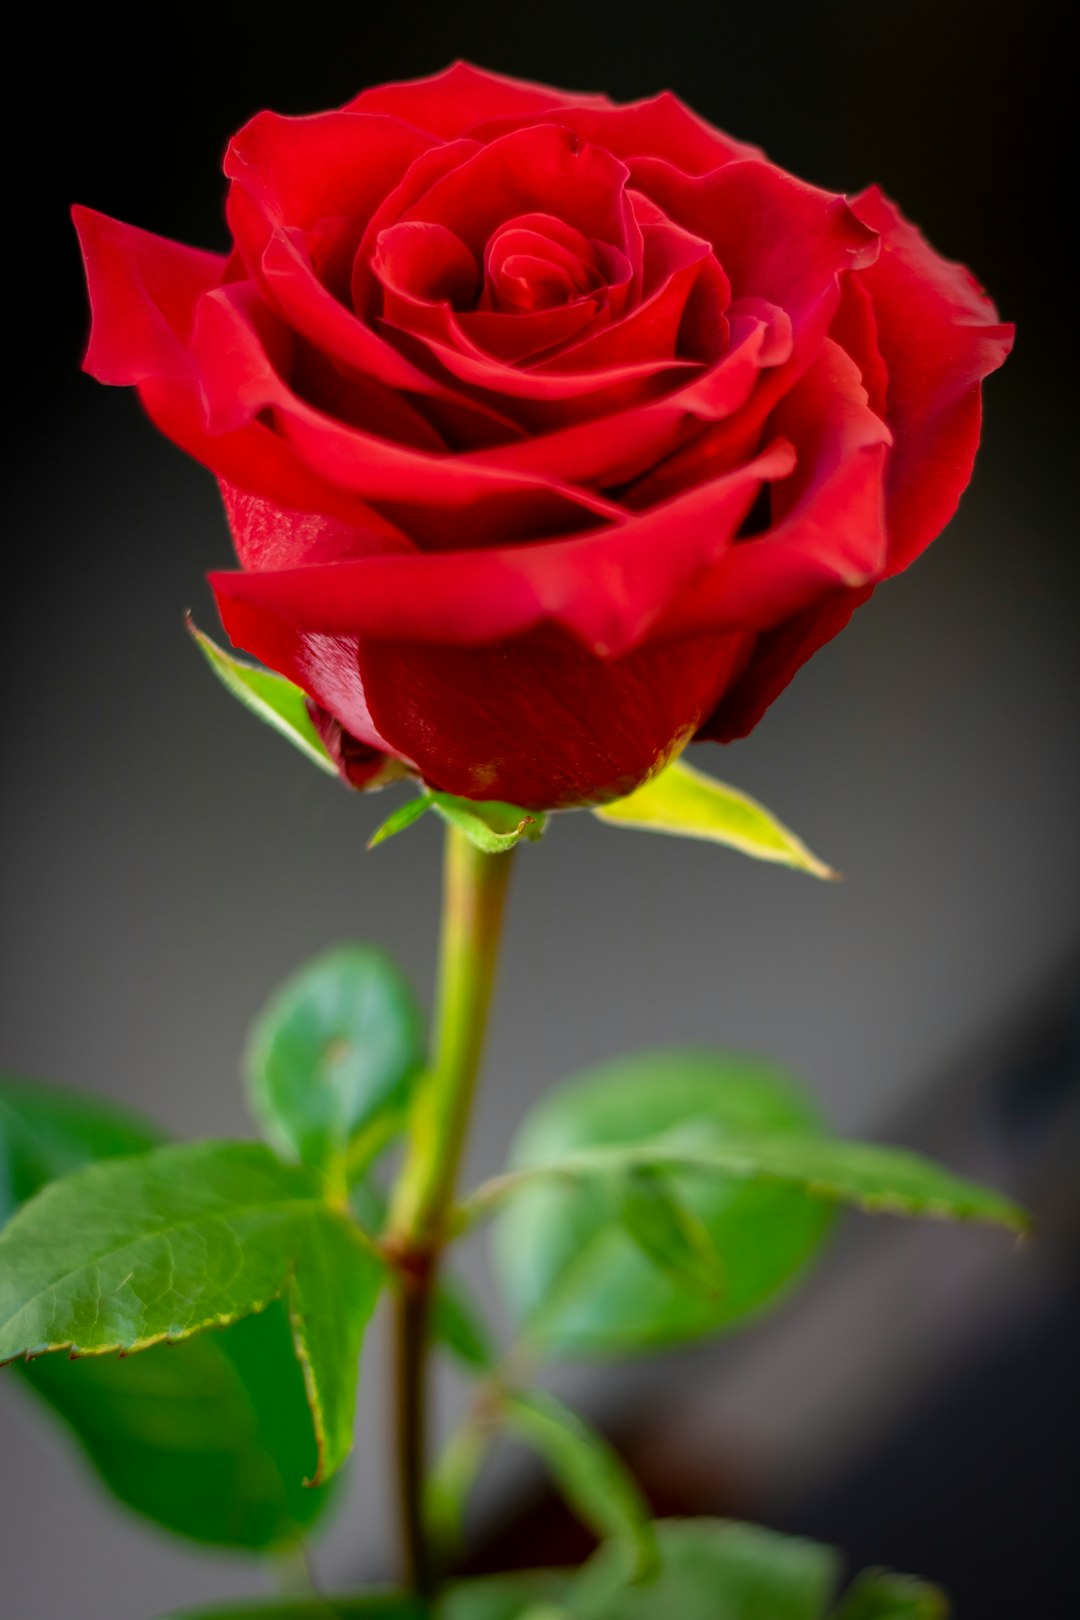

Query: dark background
[2,3,1077,1617]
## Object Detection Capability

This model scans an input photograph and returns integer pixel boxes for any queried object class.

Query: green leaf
[0,1078,337,1546]
[831,1571,949,1619]
[491,1051,834,1357]
[593,759,835,878]
[0,1140,328,1358]
[476,1134,1026,1237]
[246,945,425,1183]
[288,1207,384,1482]
[0,1140,383,1483]
[431,792,548,854]
[368,794,435,849]
[19,1304,334,1549]
[0,1074,166,1223]
[614,1166,726,1299]
[439,1571,571,1620]
[188,619,337,776]
[157,1597,429,1620]
[568,1518,838,1620]
[503,1389,658,1579]
[432,1273,498,1373]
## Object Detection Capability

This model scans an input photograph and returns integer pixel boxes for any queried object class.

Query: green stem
[387,824,516,1593]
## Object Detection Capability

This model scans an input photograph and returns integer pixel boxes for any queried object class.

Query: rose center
[481,213,605,315]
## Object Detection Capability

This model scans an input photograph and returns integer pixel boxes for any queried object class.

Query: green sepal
[188,619,337,775]
[593,759,835,878]
[431,792,548,853]
[368,794,436,849]
[503,1388,658,1580]
[0,1140,383,1484]
[245,945,425,1184]
[368,788,547,853]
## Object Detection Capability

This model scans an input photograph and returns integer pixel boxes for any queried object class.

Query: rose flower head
[74,63,1012,810]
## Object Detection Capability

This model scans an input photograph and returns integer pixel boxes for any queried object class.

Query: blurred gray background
[2,2,1076,1616]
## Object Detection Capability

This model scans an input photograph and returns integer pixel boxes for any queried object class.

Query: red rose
[75,62,1011,810]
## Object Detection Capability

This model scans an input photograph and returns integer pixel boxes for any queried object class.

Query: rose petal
[224,110,435,270]
[259,227,523,447]
[471,89,761,175]
[698,585,873,742]
[372,217,605,362]
[630,156,879,388]
[372,219,480,307]
[209,441,793,660]
[482,216,604,309]
[399,123,637,276]
[73,206,226,385]
[354,621,749,807]
[829,273,889,418]
[704,198,1014,741]
[73,206,385,531]
[190,282,624,544]
[219,483,415,572]
[351,137,484,313]
[308,703,411,790]
[469,305,789,488]
[849,186,1013,573]
[534,219,714,373]
[662,340,891,634]
[343,60,612,138]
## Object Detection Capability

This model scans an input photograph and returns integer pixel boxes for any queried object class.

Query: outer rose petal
[628,156,879,400]
[700,585,872,743]
[354,623,751,807]
[73,206,226,384]
[307,703,410,790]
[701,198,1013,741]
[224,111,436,264]
[663,341,890,636]
[344,60,612,137]
[210,441,793,660]
[219,483,414,573]
[849,187,1014,573]
[503,92,762,174]
[213,595,752,809]
[209,443,791,807]
[73,206,392,529]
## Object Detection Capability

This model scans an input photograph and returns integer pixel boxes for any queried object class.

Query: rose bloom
[75,63,1011,810]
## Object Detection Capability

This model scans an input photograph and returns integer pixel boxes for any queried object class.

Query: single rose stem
[387,824,516,1595]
